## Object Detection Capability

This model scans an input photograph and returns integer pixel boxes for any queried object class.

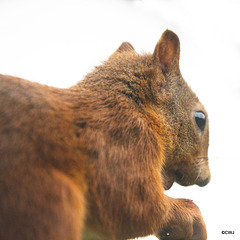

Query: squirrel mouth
[162,170,185,190]
[162,168,210,190]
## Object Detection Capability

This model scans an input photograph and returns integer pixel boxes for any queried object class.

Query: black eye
[195,111,206,131]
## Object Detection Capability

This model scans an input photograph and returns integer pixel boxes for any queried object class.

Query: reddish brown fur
[0,30,210,240]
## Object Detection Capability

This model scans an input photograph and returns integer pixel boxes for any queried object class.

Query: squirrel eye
[194,111,206,131]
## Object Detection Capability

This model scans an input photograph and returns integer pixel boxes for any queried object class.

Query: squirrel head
[151,30,210,190]
[84,30,210,191]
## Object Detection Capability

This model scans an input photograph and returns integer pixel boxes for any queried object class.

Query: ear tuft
[117,42,135,53]
[153,30,180,72]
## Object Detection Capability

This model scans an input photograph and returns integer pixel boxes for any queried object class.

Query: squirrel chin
[163,176,175,190]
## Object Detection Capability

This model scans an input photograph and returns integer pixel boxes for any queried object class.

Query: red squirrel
[0,30,210,240]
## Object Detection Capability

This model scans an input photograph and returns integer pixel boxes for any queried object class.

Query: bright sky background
[0,0,240,239]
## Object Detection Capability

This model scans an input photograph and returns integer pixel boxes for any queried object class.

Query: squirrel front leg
[157,197,207,240]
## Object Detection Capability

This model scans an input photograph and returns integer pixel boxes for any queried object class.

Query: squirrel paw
[157,221,207,240]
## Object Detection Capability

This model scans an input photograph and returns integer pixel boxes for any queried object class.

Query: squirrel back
[0,30,210,240]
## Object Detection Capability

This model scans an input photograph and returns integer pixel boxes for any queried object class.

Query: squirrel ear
[108,42,135,60]
[153,30,180,73]
[116,42,135,53]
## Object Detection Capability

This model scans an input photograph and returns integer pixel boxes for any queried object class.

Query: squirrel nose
[196,176,210,187]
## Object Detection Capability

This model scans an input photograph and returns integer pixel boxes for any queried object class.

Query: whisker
[208,157,240,160]
[193,157,209,166]
[194,166,202,183]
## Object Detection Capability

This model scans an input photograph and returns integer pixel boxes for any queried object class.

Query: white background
[0,0,240,239]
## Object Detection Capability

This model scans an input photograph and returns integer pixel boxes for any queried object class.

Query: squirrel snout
[196,176,211,187]
[196,165,211,187]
